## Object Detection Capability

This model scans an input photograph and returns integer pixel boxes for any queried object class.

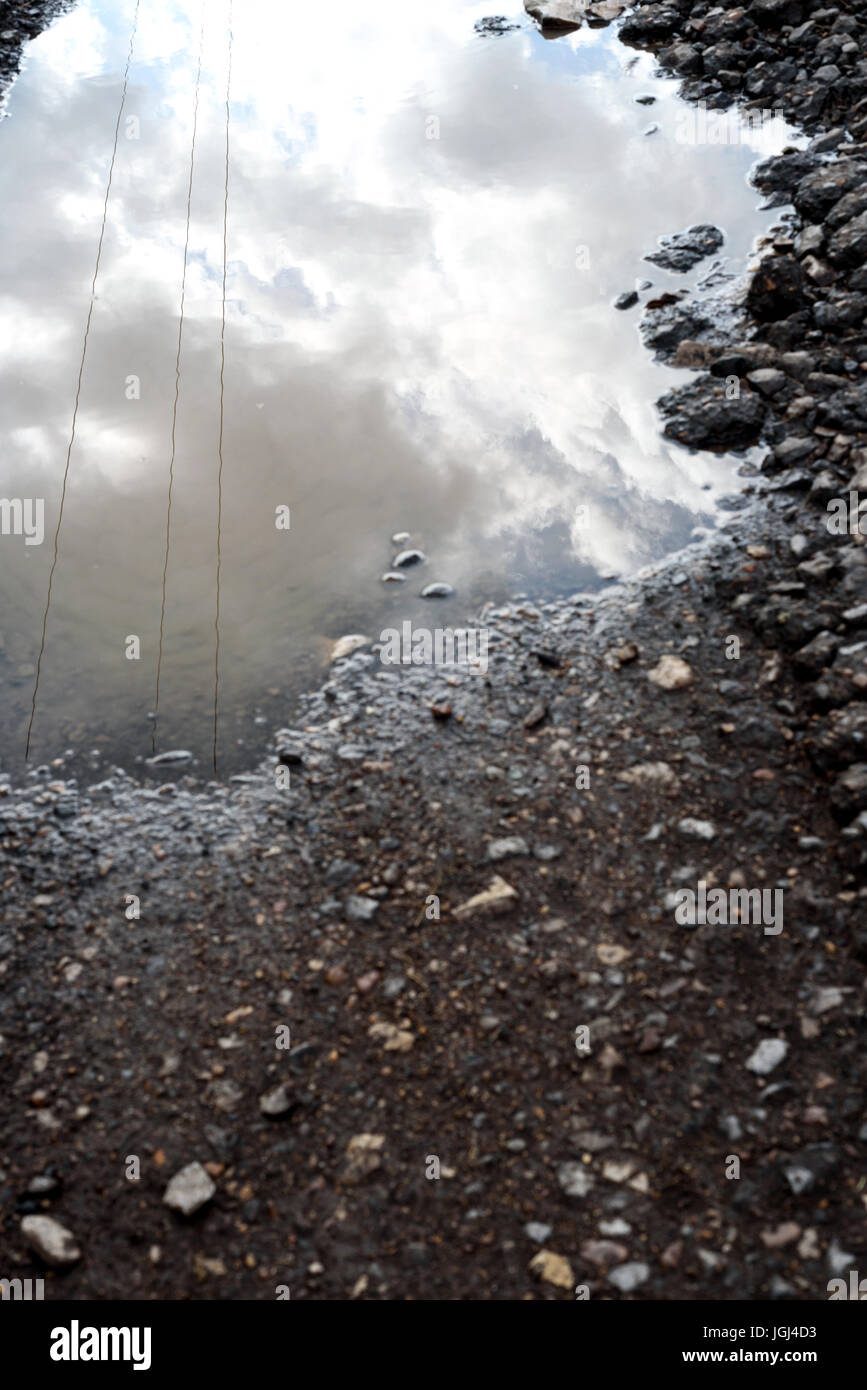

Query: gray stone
[828,209,867,268]
[748,368,787,397]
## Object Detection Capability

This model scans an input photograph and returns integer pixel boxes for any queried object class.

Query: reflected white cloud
[0,0,795,767]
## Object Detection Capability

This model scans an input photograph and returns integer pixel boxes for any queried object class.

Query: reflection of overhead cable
[26,0,142,760]
[213,0,233,777]
[152,7,208,756]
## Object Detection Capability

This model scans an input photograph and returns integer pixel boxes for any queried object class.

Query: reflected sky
[0,0,795,775]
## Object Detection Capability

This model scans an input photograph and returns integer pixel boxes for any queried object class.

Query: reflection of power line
[26,0,142,761]
[213,0,233,778]
[152,11,207,757]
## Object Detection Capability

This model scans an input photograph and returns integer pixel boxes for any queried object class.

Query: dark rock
[645,224,724,273]
[826,188,867,234]
[827,210,867,269]
[754,601,825,648]
[764,310,814,350]
[658,376,766,449]
[746,255,808,322]
[830,763,867,820]
[710,353,751,379]
[807,705,867,772]
[753,150,818,196]
[641,301,711,355]
[792,630,840,679]
[658,41,702,76]
[620,7,679,43]
[795,161,867,225]
[276,744,304,766]
[814,293,867,330]
[751,0,804,26]
[817,385,867,432]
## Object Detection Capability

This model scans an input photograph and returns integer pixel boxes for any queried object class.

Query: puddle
[0,0,799,778]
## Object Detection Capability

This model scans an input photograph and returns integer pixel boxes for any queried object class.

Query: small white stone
[746,1037,788,1075]
[163,1161,216,1216]
[678,817,715,840]
[608,1261,649,1292]
[21,1214,81,1268]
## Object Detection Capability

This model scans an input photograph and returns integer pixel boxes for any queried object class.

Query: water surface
[0,0,795,777]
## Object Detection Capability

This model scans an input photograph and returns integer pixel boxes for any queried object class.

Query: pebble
[163,1161,216,1216]
[259,1082,295,1117]
[329,634,370,663]
[677,817,715,840]
[557,1161,594,1197]
[345,894,379,921]
[341,1133,385,1184]
[525,1222,553,1243]
[746,1038,788,1075]
[392,549,426,568]
[27,1173,60,1195]
[599,1218,631,1236]
[368,1020,414,1052]
[453,876,517,917]
[20,1214,81,1268]
[582,1239,629,1266]
[748,367,787,397]
[618,761,679,790]
[645,224,723,273]
[391,532,411,544]
[761,1222,800,1249]
[528,1249,574,1290]
[647,655,693,689]
[827,1239,856,1276]
[608,1261,649,1292]
[381,571,406,584]
[420,582,455,598]
[486,836,529,861]
[784,1164,813,1195]
[523,699,548,729]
